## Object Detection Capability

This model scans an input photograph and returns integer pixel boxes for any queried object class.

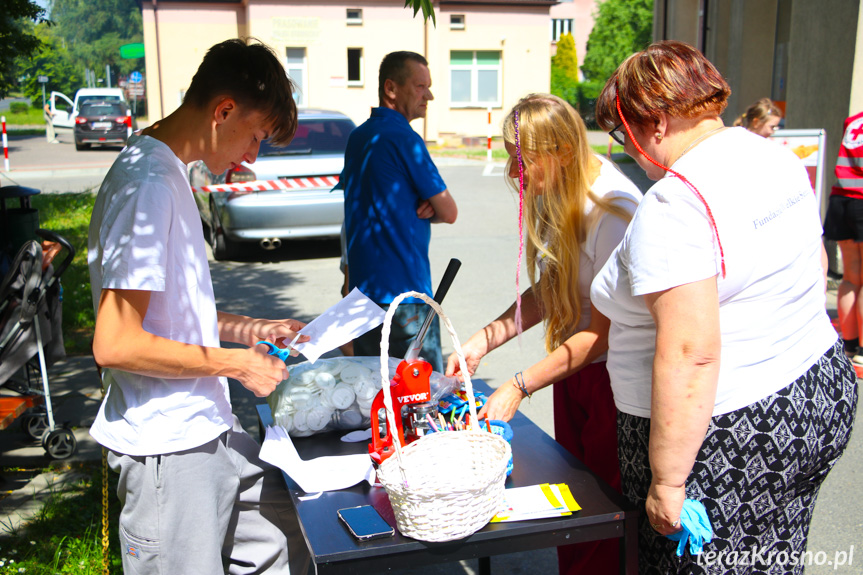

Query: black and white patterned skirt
[617,339,858,575]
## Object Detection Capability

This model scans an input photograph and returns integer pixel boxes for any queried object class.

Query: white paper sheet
[285,288,385,363]
[259,425,377,493]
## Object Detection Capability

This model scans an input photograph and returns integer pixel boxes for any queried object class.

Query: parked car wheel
[75,141,90,151]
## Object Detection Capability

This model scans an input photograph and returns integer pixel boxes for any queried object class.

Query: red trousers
[552,361,621,575]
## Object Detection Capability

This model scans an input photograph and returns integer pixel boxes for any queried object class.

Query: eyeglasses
[609,122,626,146]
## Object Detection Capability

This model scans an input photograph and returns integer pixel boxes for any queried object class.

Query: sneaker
[851,354,863,366]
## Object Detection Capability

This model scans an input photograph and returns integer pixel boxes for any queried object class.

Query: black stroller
[0,229,77,459]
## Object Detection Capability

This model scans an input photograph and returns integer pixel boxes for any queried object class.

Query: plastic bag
[267,356,461,437]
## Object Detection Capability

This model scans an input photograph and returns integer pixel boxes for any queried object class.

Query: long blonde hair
[502,94,634,352]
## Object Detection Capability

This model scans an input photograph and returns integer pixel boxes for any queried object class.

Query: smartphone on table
[337,505,395,541]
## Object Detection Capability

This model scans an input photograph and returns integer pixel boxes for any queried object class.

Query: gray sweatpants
[108,416,310,575]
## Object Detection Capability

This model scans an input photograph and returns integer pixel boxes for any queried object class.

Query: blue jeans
[353,302,443,373]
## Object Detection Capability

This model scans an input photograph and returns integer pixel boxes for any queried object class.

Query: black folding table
[257,379,638,575]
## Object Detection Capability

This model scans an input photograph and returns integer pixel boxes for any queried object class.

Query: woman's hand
[645,480,685,536]
[478,379,523,422]
[445,337,487,380]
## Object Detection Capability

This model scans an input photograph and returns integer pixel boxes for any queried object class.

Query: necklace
[676,125,727,161]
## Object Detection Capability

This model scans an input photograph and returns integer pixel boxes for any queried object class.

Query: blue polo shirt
[342,107,447,304]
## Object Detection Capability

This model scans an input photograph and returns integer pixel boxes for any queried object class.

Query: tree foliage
[49,0,143,79]
[404,0,436,25]
[581,0,653,84]
[0,0,50,98]
[551,33,579,105]
[18,23,82,107]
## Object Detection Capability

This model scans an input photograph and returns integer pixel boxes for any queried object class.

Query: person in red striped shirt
[823,110,863,363]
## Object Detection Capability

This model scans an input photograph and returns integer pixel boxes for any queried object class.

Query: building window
[551,19,573,42]
[450,14,465,30]
[450,51,501,107]
[347,48,363,86]
[346,8,362,25]
[286,48,307,107]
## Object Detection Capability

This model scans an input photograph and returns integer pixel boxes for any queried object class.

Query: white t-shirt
[590,127,837,418]
[88,134,233,456]
[568,155,642,345]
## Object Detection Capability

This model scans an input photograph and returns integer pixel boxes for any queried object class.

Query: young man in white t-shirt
[88,39,309,575]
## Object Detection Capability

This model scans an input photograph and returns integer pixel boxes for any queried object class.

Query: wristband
[512,371,532,400]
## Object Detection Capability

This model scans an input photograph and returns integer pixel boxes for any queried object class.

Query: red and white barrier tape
[192,175,339,194]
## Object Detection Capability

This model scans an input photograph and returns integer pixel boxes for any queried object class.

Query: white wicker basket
[376,291,511,542]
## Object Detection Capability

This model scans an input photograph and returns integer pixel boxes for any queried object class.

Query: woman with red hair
[590,40,857,574]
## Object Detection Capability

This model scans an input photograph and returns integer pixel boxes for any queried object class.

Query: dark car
[189,109,356,260]
[74,100,132,150]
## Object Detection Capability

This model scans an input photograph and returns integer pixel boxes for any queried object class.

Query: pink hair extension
[514,109,526,341]
[614,92,726,278]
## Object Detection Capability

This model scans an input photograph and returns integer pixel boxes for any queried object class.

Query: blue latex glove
[666,499,713,556]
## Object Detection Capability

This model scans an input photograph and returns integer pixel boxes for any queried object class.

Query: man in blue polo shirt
[342,51,458,372]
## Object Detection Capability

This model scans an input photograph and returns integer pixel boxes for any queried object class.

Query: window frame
[285,47,308,107]
[449,50,502,108]
[450,14,465,30]
[346,8,363,25]
[550,19,574,42]
[347,47,364,87]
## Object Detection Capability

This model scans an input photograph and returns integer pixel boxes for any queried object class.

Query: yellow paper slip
[490,483,581,523]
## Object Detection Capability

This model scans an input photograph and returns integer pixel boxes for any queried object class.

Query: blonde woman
[446,93,640,575]
[733,97,782,137]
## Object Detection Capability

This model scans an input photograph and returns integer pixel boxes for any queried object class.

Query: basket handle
[379,291,479,477]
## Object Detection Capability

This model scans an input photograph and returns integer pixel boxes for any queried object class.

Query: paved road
[0,131,120,193]
[1,137,859,574]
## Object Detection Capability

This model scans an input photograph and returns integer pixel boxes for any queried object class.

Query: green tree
[49,0,143,81]
[404,0,436,25]
[581,0,653,84]
[551,33,579,106]
[0,0,50,98]
[18,23,82,107]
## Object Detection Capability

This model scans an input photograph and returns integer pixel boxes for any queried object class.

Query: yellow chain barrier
[98,364,110,575]
[102,445,110,574]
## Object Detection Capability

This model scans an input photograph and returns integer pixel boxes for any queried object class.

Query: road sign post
[38,75,49,109]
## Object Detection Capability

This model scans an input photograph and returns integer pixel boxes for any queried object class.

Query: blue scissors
[256,340,293,363]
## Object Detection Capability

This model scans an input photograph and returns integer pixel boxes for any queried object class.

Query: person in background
[43,101,58,143]
[89,38,310,575]
[823,110,863,365]
[447,93,641,575]
[341,51,457,372]
[733,97,782,137]
[591,40,857,574]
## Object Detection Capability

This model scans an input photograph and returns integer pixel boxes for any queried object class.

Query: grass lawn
[0,462,121,574]
[1,106,45,126]
[30,192,98,355]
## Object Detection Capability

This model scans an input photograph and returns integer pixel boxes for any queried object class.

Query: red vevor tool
[368,358,433,464]
[368,258,461,465]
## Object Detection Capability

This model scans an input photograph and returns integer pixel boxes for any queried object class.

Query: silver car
[190,109,356,260]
